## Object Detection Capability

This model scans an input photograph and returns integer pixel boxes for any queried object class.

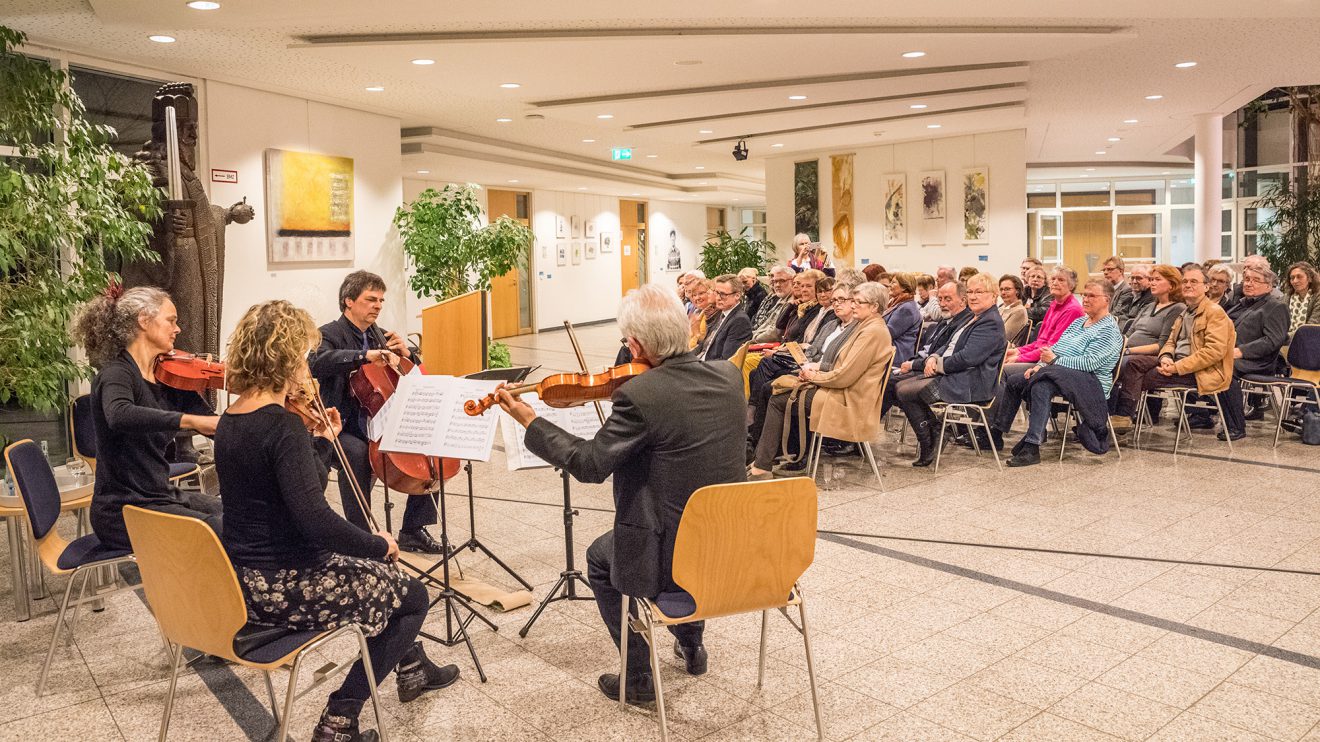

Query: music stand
[518,467,594,637]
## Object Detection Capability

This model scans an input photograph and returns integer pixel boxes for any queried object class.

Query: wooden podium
[420,290,486,377]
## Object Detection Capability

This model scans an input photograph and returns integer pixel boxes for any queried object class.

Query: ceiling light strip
[694,100,1025,143]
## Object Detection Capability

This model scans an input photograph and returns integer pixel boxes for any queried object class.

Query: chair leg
[618,598,629,709]
[932,414,949,471]
[757,609,769,689]
[37,566,86,696]
[356,626,388,742]
[1058,405,1073,463]
[796,594,825,741]
[159,643,184,742]
[807,434,822,480]
[262,671,281,725]
[278,651,304,742]
[1216,399,1234,454]
[1134,392,1148,450]
[1108,419,1123,460]
[860,443,883,490]
[977,408,1002,470]
[1172,393,1188,455]
[1272,386,1288,448]
[647,623,668,742]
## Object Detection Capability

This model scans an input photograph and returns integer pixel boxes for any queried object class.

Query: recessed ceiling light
[788,95,807,101]
[699,181,709,185]
[577,187,587,190]
[1085,168,1096,172]
[901,51,926,58]
[1162,171,1171,175]
[674,59,702,66]
[365,86,385,92]
[411,58,435,65]
[699,129,713,134]
[416,170,430,174]
[1124,119,1139,124]
[186,1,220,9]
[927,124,941,129]
[909,103,928,109]
[596,113,614,119]
[1107,137,1121,142]
[499,82,521,89]
[495,117,512,123]
[1145,94,1163,100]
[695,166,706,170]
[630,193,641,196]
[1095,150,1107,155]
[646,154,658,158]
[732,198,740,202]
[507,179,519,183]
[1174,61,1197,68]
[770,143,784,148]
[149,35,176,43]
[582,138,596,143]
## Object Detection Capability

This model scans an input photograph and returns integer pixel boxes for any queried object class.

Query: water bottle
[40,440,49,460]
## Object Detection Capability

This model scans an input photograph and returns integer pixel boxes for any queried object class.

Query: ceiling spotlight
[1162,171,1171,175]
[1085,168,1096,172]
[902,51,926,58]
[1107,137,1121,142]
[416,170,430,174]
[909,103,928,109]
[508,179,519,183]
[1145,94,1163,100]
[411,58,435,65]
[186,1,220,9]
[499,82,521,89]
[695,166,706,170]
[1124,119,1139,124]
[149,35,176,43]
[771,143,784,148]
[582,138,596,143]
[1175,61,1197,68]
[927,124,942,129]
[732,139,749,161]
[788,95,807,101]
[596,113,614,119]
[699,129,713,134]
[365,86,385,92]
[699,181,709,185]
[577,187,588,190]
[495,117,513,123]
[646,154,659,158]
[1095,150,1107,155]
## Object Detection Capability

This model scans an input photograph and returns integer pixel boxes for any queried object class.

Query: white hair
[768,264,793,278]
[618,284,691,360]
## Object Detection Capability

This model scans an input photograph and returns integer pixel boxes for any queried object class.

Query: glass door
[1114,211,1162,268]
[1036,211,1063,266]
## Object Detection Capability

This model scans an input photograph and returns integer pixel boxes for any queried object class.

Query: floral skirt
[238,554,410,638]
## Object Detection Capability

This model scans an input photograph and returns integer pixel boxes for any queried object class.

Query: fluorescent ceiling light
[926,124,941,129]
[694,166,705,170]
[495,117,512,123]
[596,113,614,119]
[365,86,384,92]
[499,82,521,89]
[416,170,430,174]
[582,138,596,143]
[411,58,435,65]
[788,95,807,101]
[901,51,926,58]
[507,179,519,183]
[149,35,175,43]
[1145,94,1163,100]
[1175,61,1197,68]
[770,143,784,148]
[699,129,713,134]
[186,1,220,9]
[646,154,658,158]
[1123,119,1139,124]
[1107,137,1121,142]
[909,103,927,109]
[1095,150,1107,155]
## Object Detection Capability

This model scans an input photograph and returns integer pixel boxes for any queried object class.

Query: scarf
[797,300,817,318]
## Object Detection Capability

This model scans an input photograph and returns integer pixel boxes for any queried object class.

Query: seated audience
[1229,255,1284,306]
[883,272,922,368]
[1109,265,1238,437]
[737,267,767,319]
[891,273,1006,467]
[958,266,980,286]
[989,280,1124,465]
[936,265,957,287]
[806,243,836,277]
[917,273,942,322]
[1108,265,1186,414]
[696,274,753,362]
[746,276,838,440]
[862,264,886,283]
[1023,266,1051,325]
[1002,266,1084,383]
[686,278,715,349]
[748,283,892,478]
[751,265,794,343]
[998,274,1029,345]
[835,267,867,288]
[1102,256,1136,321]
[1285,261,1320,337]
[1125,263,1154,320]
[1020,257,1044,284]
[1207,263,1235,310]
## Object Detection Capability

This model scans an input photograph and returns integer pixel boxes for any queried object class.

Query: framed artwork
[882,172,907,246]
[570,215,582,238]
[555,215,568,239]
[264,148,354,264]
[571,241,583,265]
[556,241,567,266]
[585,238,598,259]
[920,170,945,220]
[830,154,854,263]
[962,167,989,244]
[599,232,615,253]
[585,219,598,239]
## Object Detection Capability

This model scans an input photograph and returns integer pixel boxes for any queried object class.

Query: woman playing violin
[215,300,457,742]
[71,285,222,552]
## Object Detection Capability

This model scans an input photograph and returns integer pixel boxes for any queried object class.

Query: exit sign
[611,148,633,161]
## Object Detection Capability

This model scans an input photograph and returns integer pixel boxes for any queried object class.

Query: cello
[349,326,460,493]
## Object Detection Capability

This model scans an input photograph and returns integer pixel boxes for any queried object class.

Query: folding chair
[618,479,823,742]
[1240,325,1320,447]
[805,347,895,488]
[1134,386,1233,454]
[1057,338,1126,462]
[932,345,1010,471]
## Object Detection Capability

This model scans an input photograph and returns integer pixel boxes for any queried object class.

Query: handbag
[1303,410,1320,446]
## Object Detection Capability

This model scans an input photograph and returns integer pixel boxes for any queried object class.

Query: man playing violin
[309,270,441,553]
[70,285,223,552]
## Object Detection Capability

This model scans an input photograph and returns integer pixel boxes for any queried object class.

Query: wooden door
[487,189,532,338]
[620,199,647,295]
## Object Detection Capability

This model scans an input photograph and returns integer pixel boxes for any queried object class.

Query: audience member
[936,265,957,286]
[1207,263,1235,310]
[1284,261,1320,337]
[750,266,794,342]
[1023,266,1050,324]
[1196,263,1287,432]
[788,233,812,272]
[1125,264,1154,320]
[696,274,753,362]
[737,267,767,319]
[862,264,885,283]
[958,266,979,285]
[997,274,1029,345]
[883,272,922,368]
[1005,266,1084,376]
[1102,256,1135,321]
[1020,257,1044,283]
[917,274,942,322]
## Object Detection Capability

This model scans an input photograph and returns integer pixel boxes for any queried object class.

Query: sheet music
[379,375,502,461]
[500,393,610,470]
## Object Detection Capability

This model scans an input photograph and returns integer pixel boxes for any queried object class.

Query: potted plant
[698,227,776,278]
[393,183,533,367]
[0,27,160,459]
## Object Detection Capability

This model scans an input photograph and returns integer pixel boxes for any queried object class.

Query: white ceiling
[8,1,1320,204]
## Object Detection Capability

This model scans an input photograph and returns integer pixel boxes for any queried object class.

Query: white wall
[205,80,406,346]
[766,130,1028,279]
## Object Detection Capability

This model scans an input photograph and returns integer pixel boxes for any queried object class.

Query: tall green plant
[698,228,776,278]
[1255,176,1320,275]
[0,27,160,411]
[393,183,533,301]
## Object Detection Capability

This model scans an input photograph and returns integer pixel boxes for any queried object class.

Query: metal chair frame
[1134,386,1233,455]
[804,347,894,488]
[1056,339,1127,462]
[931,346,1010,471]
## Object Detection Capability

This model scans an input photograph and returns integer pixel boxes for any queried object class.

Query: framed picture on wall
[962,166,989,244]
[571,241,583,264]
[920,170,946,220]
[599,232,615,253]
[264,148,355,264]
[570,215,582,238]
[882,172,907,246]
[556,215,568,239]
[585,219,598,239]
[585,238,598,259]
[556,241,568,266]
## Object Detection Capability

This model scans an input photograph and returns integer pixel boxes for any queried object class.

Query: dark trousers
[752,387,817,469]
[336,433,437,534]
[893,373,941,431]
[990,364,1034,437]
[92,490,222,552]
[1112,355,1161,417]
[587,531,703,679]
[328,575,429,715]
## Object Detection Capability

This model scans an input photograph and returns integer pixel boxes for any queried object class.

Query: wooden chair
[931,345,1010,471]
[1056,338,1127,462]
[122,506,389,742]
[5,439,136,696]
[618,478,823,741]
[804,346,895,488]
[728,342,752,399]
[70,394,198,483]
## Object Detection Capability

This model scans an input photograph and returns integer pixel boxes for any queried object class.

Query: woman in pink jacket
[1001,265,1084,379]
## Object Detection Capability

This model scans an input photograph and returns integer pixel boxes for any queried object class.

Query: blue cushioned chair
[4,439,137,696]
[71,394,199,483]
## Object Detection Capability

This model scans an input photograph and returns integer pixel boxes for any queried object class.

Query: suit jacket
[917,309,1007,404]
[1228,295,1289,375]
[741,281,768,320]
[1109,281,1135,322]
[809,316,894,442]
[1159,297,1236,394]
[700,309,752,362]
[523,352,746,598]
[914,308,973,363]
[309,315,419,439]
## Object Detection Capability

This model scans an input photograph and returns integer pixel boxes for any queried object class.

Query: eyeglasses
[1242,276,1269,285]
[1082,293,1107,300]
[770,278,791,284]
[714,290,736,298]
[966,289,993,296]
[1102,266,1122,274]
[853,299,876,306]
[832,297,854,304]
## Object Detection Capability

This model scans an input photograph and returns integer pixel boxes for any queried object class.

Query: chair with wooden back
[618,478,824,741]
[1242,324,1320,447]
[122,506,389,742]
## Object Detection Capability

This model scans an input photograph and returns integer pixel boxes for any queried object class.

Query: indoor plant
[698,227,776,278]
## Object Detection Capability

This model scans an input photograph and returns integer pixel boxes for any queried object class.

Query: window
[1027,183,1057,209]
[1115,180,1164,206]
[1061,182,1110,208]
[69,66,165,158]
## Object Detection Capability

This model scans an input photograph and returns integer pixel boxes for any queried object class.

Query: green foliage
[487,340,511,369]
[698,228,776,278]
[793,161,819,240]
[1255,175,1320,274]
[0,26,161,411]
[393,184,533,302]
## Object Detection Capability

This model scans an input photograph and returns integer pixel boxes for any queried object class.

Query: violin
[463,361,650,416]
[154,350,226,391]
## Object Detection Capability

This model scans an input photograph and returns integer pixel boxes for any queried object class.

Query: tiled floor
[4,321,1320,740]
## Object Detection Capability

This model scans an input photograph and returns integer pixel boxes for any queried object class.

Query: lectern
[420,290,486,377]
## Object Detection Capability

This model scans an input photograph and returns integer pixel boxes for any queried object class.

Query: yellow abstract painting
[264,148,355,263]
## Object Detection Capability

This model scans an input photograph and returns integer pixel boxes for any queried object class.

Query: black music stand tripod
[519,467,594,638]
[438,460,532,591]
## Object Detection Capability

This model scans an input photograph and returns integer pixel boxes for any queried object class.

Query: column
[1193,113,1224,263]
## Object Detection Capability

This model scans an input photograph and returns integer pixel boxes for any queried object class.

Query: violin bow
[299,381,382,534]
[563,320,607,426]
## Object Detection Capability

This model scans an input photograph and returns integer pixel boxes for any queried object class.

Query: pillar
[1193,113,1224,263]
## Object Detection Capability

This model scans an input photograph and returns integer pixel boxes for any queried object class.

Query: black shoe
[397,528,444,555]
[821,441,858,457]
[912,419,937,468]
[597,673,655,705]
[1187,416,1215,430]
[1243,405,1266,421]
[673,642,708,675]
[1216,429,1246,442]
[1007,442,1040,467]
[988,428,1004,451]
[396,642,460,702]
[311,711,379,742]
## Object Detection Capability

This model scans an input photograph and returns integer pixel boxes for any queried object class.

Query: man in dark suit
[496,284,746,704]
[879,281,970,421]
[737,267,768,319]
[309,270,442,553]
[1102,256,1136,322]
[698,274,754,361]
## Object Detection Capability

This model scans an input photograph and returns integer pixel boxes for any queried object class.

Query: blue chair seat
[169,462,200,479]
[57,534,132,571]
[232,623,326,664]
[653,591,697,620]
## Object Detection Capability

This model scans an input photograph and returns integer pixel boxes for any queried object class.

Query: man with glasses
[1206,263,1235,310]
[1126,264,1154,320]
[751,265,794,342]
[1102,256,1136,322]
[697,275,752,362]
